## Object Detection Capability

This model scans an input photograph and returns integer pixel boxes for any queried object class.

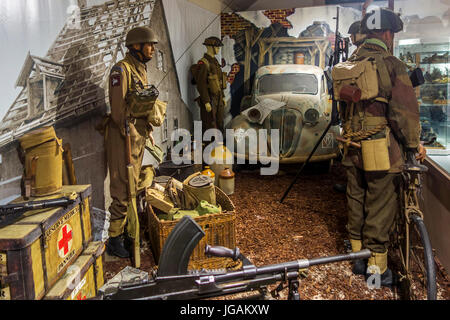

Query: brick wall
[221,12,254,38]
[221,9,296,38]
[263,8,295,29]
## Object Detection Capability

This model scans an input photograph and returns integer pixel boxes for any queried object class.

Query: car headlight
[247,108,262,123]
[304,108,319,125]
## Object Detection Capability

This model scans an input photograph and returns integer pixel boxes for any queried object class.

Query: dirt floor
[103,162,450,300]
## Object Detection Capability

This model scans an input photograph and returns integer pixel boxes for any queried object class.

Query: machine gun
[0,195,76,228]
[97,216,371,300]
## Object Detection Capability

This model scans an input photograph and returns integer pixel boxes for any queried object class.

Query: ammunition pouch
[147,99,167,127]
[332,58,379,101]
[126,85,157,116]
[361,127,391,172]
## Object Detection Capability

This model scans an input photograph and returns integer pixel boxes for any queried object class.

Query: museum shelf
[396,41,450,173]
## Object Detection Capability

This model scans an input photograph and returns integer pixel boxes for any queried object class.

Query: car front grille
[265,108,303,158]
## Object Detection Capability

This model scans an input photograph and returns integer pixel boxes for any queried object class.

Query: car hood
[255,93,321,113]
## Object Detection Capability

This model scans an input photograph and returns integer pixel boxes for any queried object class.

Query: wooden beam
[251,28,265,48]
[244,29,252,95]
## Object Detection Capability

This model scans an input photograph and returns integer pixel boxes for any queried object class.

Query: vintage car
[229,64,340,167]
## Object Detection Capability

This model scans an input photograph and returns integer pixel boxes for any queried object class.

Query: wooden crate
[148,186,239,271]
[0,185,92,300]
[44,242,105,300]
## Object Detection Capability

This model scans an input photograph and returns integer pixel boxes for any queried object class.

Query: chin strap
[130,46,151,64]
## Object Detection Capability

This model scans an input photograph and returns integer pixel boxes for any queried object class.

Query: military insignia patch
[111,74,121,87]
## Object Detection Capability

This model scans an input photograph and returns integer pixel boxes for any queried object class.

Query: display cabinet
[396,41,450,172]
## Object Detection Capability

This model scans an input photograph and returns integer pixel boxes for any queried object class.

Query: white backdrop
[0,0,106,122]
[162,0,221,121]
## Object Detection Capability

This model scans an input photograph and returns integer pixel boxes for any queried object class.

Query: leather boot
[106,235,130,258]
[349,239,367,275]
[365,251,394,288]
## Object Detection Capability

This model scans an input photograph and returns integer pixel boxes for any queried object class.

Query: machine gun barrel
[213,249,370,283]
[100,249,371,300]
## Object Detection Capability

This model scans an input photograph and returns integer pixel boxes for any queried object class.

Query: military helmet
[125,27,158,46]
[348,21,361,35]
[203,36,223,47]
[361,8,403,34]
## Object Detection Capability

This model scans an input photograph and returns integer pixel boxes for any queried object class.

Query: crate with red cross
[0,185,92,300]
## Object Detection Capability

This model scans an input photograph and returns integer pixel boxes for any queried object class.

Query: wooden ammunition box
[148,186,238,271]
[0,185,92,300]
[44,241,105,300]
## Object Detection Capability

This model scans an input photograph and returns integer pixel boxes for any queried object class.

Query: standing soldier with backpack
[105,27,165,259]
[332,8,425,287]
[192,36,228,134]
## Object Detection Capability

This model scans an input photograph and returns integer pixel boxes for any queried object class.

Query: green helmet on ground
[203,36,224,47]
[125,27,158,47]
[361,8,404,34]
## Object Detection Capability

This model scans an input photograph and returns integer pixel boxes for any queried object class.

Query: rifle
[125,118,140,268]
[280,6,349,203]
[97,216,371,300]
[0,195,76,228]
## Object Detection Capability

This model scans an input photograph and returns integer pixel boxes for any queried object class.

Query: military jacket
[344,39,421,173]
[108,53,151,137]
[196,53,225,106]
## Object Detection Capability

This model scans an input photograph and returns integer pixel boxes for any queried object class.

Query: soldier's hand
[205,102,212,113]
[416,144,427,162]
[149,132,155,146]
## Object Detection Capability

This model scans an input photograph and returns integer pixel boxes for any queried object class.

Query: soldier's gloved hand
[205,102,212,113]
[416,144,426,162]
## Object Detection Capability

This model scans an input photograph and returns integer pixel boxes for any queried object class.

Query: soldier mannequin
[194,37,227,134]
[105,27,158,258]
[338,9,425,286]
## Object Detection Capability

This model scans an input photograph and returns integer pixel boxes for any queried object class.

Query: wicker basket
[147,186,239,271]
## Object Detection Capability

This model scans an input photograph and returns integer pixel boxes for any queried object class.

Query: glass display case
[396,41,450,172]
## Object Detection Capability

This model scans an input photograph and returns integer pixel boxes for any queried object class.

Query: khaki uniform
[195,54,226,133]
[107,53,152,237]
[343,39,421,253]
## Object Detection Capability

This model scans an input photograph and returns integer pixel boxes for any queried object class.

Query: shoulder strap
[200,57,211,73]
[121,60,146,91]
[357,51,392,96]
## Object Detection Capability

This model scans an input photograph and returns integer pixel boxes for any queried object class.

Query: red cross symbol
[76,293,86,300]
[58,225,73,256]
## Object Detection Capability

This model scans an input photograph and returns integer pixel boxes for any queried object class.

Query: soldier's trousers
[106,121,146,237]
[199,94,224,134]
[346,165,401,253]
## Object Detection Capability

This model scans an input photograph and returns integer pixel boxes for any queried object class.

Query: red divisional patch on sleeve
[110,74,121,87]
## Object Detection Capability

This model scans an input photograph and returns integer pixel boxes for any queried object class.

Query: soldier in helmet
[337,8,426,286]
[193,36,227,134]
[105,26,158,258]
[348,21,366,48]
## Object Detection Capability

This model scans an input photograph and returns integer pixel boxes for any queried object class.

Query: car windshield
[257,73,318,95]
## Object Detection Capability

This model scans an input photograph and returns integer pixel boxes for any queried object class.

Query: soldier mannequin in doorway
[193,36,227,134]
[105,27,158,258]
